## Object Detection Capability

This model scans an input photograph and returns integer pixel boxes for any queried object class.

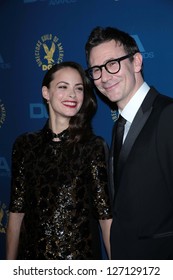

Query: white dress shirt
[120,82,150,142]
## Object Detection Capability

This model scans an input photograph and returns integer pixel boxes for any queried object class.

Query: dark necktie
[115,115,127,162]
[113,115,127,199]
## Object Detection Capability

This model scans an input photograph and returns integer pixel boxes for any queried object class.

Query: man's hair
[85,26,140,67]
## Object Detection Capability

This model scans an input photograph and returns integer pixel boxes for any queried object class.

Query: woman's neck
[49,118,69,142]
[49,117,69,135]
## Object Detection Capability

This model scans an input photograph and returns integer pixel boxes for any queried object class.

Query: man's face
[89,40,142,110]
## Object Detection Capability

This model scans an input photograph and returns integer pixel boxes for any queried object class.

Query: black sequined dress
[9,123,112,260]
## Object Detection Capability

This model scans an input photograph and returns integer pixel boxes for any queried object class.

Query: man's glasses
[86,52,136,80]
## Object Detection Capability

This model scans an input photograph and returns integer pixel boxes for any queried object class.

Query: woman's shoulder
[89,134,108,146]
[13,129,42,147]
[84,134,109,155]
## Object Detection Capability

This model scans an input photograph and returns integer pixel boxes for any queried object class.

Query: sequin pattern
[9,125,112,260]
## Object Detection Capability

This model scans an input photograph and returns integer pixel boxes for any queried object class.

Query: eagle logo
[43,42,55,64]
[35,33,64,71]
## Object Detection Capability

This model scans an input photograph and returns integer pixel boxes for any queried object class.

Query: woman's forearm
[99,218,112,259]
[6,212,24,260]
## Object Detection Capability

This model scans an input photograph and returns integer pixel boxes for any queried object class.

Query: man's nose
[100,67,112,82]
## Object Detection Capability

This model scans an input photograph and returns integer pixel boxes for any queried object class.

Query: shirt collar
[120,82,150,123]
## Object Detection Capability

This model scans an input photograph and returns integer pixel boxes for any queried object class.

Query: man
[85,26,173,259]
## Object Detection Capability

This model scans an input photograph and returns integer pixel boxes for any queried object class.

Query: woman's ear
[42,86,49,102]
[133,52,143,73]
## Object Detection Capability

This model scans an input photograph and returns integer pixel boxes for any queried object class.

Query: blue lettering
[0,157,10,172]
[49,0,77,5]
[30,103,48,119]
[24,0,46,3]
[24,0,37,3]
[131,35,145,52]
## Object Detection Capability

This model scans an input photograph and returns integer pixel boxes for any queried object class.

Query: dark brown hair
[85,26,140,67]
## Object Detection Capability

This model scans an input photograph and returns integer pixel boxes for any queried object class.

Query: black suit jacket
[110,87,173,259]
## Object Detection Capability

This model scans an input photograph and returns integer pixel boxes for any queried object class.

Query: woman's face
[42,67,84,121]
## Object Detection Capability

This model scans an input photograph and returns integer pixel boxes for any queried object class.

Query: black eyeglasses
[86,52,136,80]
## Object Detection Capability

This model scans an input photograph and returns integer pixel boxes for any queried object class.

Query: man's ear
[134,52,143,73]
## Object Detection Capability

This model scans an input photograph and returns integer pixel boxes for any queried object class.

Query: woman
[6,61,112,260]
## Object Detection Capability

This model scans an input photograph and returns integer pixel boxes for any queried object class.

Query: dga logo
[0,201,9,234]
[35,34,64,71]
[0,100,6,128]
[131,35,154,59]
[30,103,48,119]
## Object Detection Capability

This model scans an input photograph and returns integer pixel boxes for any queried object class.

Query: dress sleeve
[9,135,27,213]
[88,137,112,220]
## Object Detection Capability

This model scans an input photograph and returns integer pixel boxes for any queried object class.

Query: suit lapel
[109,101,153,201]
[119,107,151,167]
[109,88,159,202]
[119,89,159,171]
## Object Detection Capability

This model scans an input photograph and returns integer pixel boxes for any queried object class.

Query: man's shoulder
[150,87,173,108]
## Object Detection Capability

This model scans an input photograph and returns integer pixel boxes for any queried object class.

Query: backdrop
[1,0,173,260]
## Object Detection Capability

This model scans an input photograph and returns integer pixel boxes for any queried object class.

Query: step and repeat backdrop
[0,0,173,260]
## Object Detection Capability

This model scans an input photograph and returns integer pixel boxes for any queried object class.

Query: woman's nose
[69,90,76,98]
